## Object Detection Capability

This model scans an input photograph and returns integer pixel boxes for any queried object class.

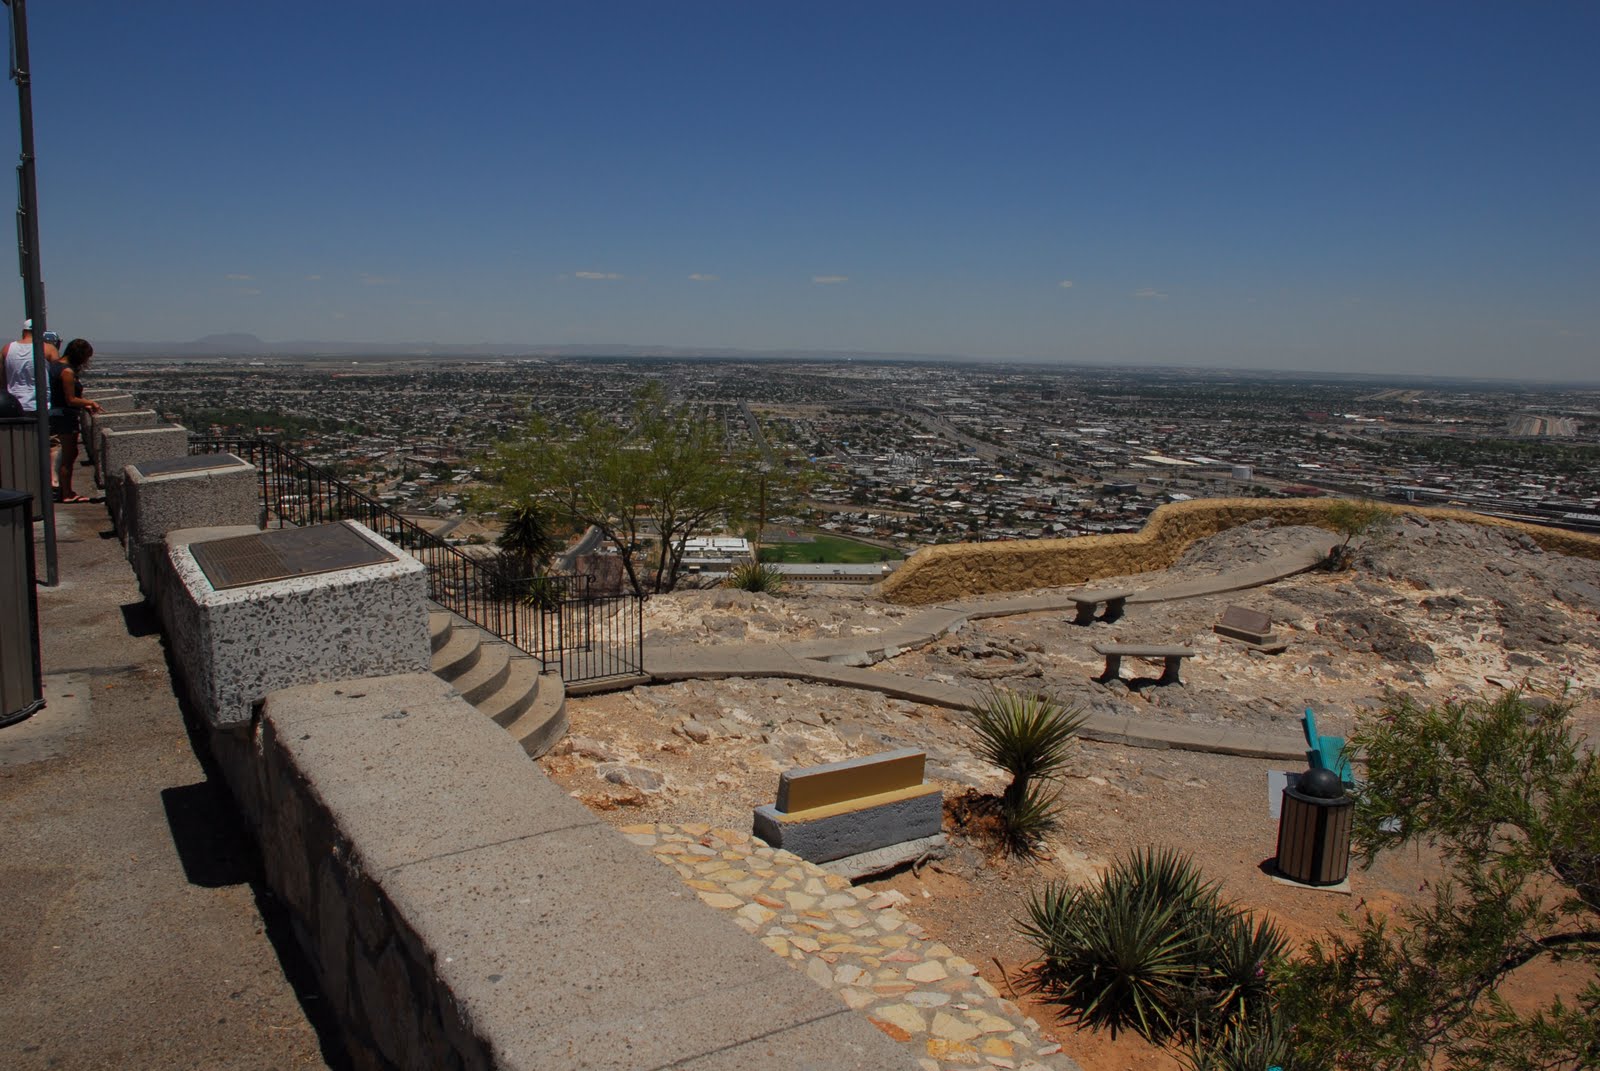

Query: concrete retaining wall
[878,497,1600,605]
[237,674,911,1071]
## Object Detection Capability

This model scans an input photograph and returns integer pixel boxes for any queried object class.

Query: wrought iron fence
[188,437,644,685]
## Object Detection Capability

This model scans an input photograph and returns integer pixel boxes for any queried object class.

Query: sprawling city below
[100,355,1600,550]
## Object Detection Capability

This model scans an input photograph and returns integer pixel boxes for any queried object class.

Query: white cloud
[575,270,623,280]
[688,273,719,282]
[225,273,254,281]
[235,287,262,296]
[304,274,322,282]
[812,274,848,285]
[1058,279,1074,289]
[1133,287,1168,300]
[360,273,397,286]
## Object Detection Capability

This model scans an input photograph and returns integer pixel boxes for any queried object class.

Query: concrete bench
[1070,587,1132,625]
[753,748,943,871]
[1092,642,1195,686]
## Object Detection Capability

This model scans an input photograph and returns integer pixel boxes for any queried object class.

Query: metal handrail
[188,437,644,683]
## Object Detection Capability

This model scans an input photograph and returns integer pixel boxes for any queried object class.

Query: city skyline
[6,2,1597,380]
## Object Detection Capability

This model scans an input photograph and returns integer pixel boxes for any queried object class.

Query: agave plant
[1178,1007,1294,1071]
[1021,873,1199,1040]
[969,688,1085,808]
[727,560,785,593]
[1020,848,1284,1047]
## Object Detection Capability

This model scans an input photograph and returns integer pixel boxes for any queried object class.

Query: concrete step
[428,611,454,653]
[431,627,483,681]
[448,642,513,706]
[498,672,569,758]
[481,656,546,728]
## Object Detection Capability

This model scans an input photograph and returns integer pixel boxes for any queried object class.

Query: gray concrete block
[90,410,159,485]
[99,425,189,526]
[123,457,260,595]
[385,824,918,1071]
[260,673,602,869]
[753,789,944,864]
[161,522,429,728]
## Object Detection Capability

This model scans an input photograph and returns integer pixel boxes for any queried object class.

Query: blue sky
[6,2,1597,379]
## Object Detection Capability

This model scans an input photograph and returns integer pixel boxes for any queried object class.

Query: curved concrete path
[643,532,1334,761]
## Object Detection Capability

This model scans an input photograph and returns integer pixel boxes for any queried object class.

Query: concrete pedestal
[90,410,159,485]
[100,425,190,528]
[161,521,430,729]
[123,455,260,595]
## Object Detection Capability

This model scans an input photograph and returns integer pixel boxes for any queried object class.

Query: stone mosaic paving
[622,823,1082,1071]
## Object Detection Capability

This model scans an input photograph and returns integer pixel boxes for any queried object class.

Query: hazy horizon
[8,3,1597,381]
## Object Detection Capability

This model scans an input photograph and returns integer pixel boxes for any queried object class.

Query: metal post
[5,0,55,585]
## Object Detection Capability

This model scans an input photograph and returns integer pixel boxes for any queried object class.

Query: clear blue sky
[6,2,1597,379]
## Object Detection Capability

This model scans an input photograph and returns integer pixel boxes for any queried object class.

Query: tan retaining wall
[877,498,1600,605]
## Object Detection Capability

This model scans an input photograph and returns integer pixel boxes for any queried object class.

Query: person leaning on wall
[50,338,101,503]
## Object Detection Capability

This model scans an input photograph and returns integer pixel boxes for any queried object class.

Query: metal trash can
[1,489,44,727]
[1,416,46,511]
[1275,767,1353,886]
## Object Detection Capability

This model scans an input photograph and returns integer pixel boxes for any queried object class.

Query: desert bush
[969,688,1085,808]
[727,560,785,593]
[1020,848,1287,1045]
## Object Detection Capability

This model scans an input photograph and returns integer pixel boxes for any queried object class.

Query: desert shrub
[969,688,1085,808]
[727,560,785,593]
[967,688,1084,854]
[1021,848,1287,1045]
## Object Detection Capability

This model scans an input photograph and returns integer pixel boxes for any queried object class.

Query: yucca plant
[1178,1006,1294,1071]
[1021,872,1199,1039]
[727,560,785,593]
[1020,848,1285,1047]
[969,688,1085,809]
[998,779,1062,856]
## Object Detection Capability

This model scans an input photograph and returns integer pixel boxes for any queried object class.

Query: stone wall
[877,497,1600,605]
[239,674,912,1071]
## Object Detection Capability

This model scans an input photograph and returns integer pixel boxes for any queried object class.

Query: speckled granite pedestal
[123,454,260,595]
[161,521,430,731]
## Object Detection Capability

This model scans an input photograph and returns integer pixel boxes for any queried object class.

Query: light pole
[4,0,55,585]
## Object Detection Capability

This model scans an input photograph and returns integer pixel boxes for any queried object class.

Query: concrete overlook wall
[877,497,1600,605]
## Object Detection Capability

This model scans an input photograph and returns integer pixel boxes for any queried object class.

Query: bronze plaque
[191,523,396,590]
[134,453,248,478]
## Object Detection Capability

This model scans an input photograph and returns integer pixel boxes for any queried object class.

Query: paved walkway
[644,533,1332,761]
[626,823,1081,1071]
[2,504,334,1070]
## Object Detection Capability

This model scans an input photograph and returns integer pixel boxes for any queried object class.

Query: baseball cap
[23,318,31,331]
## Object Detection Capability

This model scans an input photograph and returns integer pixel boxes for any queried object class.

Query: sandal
[59,494,90,503]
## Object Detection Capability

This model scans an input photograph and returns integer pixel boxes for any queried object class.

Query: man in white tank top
[3,318,58,412]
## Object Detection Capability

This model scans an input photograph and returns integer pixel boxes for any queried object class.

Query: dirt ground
[540,517,1600,1068]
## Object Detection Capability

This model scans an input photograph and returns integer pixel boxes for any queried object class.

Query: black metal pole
[6,0,55,585]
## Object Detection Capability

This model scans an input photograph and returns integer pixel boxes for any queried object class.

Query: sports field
[758,534,904,564]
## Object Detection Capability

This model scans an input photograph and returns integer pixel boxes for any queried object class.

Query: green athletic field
[758,534,905,564]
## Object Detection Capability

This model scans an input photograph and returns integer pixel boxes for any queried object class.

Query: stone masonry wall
[877,497,1600,605]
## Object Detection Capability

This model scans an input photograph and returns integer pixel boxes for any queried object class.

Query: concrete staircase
[428,610,568,758]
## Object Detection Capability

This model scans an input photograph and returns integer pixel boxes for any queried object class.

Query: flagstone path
[624,822,1083,1071]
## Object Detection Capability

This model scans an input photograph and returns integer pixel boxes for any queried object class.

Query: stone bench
[1070,587,1132,625]
[1092,642,1195,686]
[753,748,944,873]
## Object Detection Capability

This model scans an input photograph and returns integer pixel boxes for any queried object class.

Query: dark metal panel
[133,453,247,478]
[191,522,396,591]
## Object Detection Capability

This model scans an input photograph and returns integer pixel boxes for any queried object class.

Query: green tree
[1278,692,1600,1070]
[497,502,560,578]
[1324,498,1394,571]
[479,385,796,597]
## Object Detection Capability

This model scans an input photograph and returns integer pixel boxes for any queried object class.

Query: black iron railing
[188,437,644,685]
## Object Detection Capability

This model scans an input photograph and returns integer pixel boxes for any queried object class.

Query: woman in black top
[52,339,101,502]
